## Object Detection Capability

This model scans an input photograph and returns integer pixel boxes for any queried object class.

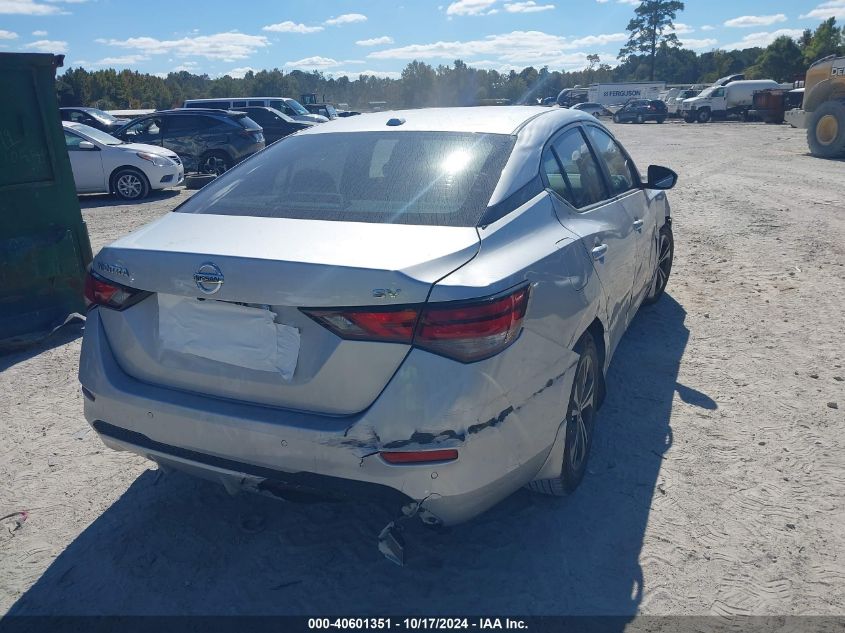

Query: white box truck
[587,82,666,108]
[680,79,780,123]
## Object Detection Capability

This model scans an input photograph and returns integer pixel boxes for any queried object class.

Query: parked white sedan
[63,121,184,200]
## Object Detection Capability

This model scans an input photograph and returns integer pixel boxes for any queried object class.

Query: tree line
[55,17,844,111]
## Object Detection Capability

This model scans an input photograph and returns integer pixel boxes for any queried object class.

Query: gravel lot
[1,120,843,617]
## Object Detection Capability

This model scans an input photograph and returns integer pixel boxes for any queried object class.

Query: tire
[643,224,674,305]
[199,151,232,176]
[636,114,644,124]
[697,109,711,123]
[656,117,666,124]
[527,332,600,496]
[683,114,694,123]
[806,100,845,158]
[613,113,621,124]
[111,168,150,201]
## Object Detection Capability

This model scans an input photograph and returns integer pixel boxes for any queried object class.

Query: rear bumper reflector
[380,449,458,465]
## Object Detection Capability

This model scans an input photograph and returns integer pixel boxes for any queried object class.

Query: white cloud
[680,37,718,49]
[504,1,555,12]
[222,66,255,78]
[96,32,269,61]
[569,32,627,47]
[671,22,695,35]
[722,28,804,49]
[32,29,47,35]
[262,21,323,34]
[0,0,63,14]
[800,0,845,20]
[0,29,18,39]
[700,25,715,31]
[724,14,787,28]
[369,30,625,65]
[285,56,339,68]
[446,0,497,16]
[24,38,67,52]
[356,35,394,46]
[324,13,367,25]
[92,54,148,66]
[285,56,365,69]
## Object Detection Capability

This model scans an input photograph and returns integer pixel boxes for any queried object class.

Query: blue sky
[1,0,842,78]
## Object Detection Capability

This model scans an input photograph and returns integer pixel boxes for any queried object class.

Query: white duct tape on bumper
[157,294,300,380]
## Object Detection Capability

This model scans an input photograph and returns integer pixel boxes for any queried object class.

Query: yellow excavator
[799,55,845,157]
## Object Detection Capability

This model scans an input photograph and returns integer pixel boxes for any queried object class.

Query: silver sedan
[79,106,676,559]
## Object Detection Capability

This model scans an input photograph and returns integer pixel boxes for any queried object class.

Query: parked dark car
[239,106,315,144]
[112,109,265,174]
[336,109,362,117]
[612,99,668,124]
[59,107,128,133]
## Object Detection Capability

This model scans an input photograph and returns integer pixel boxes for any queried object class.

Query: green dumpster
[0,52,92,350]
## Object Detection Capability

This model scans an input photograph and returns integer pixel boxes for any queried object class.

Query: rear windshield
[176,131,515,226]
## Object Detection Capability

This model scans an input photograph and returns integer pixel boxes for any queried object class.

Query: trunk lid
[94,212,479,415]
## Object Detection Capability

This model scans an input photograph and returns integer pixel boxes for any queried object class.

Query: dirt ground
[0,120,843,617]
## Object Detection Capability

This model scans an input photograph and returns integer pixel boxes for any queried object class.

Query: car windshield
[698,87,716,97]
[176,131,516,227]
[285,99,310,116]
[68,123,123,145]
[87,108,119,123]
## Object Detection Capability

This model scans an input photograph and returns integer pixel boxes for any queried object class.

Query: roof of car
[150,108,245,116]
[298,106,590,136]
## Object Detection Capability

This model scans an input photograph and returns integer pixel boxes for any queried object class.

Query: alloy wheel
[116,173,143,199]
[568,353,596,472]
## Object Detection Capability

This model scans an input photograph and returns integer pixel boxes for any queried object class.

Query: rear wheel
[199,151,232,176]
[643,224,674,305]
[112,168,150,201]
[527,333,599,496]
[656,116,666,124]
[636,114,645,124]
[807,101,845,158]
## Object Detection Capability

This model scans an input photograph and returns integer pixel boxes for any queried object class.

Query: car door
[583,125,656,311]
[161,114,201,165]
[544,125,639,357]
[64,130,105,192]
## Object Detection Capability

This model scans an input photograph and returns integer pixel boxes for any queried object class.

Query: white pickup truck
[681,80,780,123]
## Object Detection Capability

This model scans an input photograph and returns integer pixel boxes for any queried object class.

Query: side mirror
[645,165,677,190]
[78,141,97,150]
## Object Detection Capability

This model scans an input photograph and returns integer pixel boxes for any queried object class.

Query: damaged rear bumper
[79,309,577,526]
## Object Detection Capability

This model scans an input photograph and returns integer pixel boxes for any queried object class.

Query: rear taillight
[84,271,146,310]
[303,285,529,363]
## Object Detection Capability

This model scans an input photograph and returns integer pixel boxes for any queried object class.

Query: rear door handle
[632,219,644,230]
[591,244,608,259]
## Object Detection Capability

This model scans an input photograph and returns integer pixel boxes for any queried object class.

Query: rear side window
[541,147,573,204]
[166,115,220,133]
[584,126,639,196]
[548,129,608,209]
[177,131,516,227]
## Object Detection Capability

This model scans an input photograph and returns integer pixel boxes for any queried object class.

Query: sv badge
[372,288,401,299]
